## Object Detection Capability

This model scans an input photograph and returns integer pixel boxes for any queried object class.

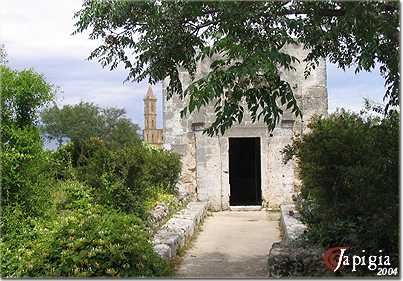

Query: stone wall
[267,204,332,277]
[162,44,328,210]
[267,241,331,277]
[266,128,295,209]
[279,204,307,242]
[153,201,209,260]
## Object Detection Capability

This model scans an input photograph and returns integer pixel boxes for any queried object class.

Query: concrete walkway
[175,211,281,278]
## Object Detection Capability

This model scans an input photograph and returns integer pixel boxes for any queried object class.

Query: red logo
[323,246,349,271]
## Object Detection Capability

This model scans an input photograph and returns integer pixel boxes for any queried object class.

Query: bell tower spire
[144,84,157,129]
[143,85,163,147]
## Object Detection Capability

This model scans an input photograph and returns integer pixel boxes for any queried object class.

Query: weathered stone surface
[266,127,295,209]
[147,182,193,229]
[165,217,195,241]
[148,202,169,225]
[175,208,201,225]
[153,200,208,260]
[266,203,332,277]
[153,228,183,257]
[153,243,172,260]
[267,241,331,277]
[280,204,307,243]
[163,44,328,211]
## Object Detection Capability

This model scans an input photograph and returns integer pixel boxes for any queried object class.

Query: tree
[41,102,140,148]
[0,65,54,215]
[1,66,54,128]
[73,1,399,135]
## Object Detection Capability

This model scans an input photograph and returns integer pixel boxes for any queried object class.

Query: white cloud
[2,0,163,129]
[1,0,98,58]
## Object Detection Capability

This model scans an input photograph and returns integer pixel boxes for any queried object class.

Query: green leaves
[0,60,177,278]
[1,66,54,128]
[182,57,301,136]
[294,1,399,109]
[2,202,170,277]
[286,108,399,261]
[41,102,140,149]
[73,1,399,135]
[0,66,54,217]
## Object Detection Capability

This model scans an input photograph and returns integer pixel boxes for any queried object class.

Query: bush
[284,109,399,263]
[143,144,181,195]
[52,138,181,218]
[1,65,54,217]
[1,181,171,278]
[1,125,52,216]
[1,65,175,277]
[51,142,77,180]
[0,204,38,277]
[26,208,170,277]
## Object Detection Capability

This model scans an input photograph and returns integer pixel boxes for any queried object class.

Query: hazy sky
[2,0,386,129]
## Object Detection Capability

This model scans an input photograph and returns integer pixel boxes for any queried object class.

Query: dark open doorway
[229,137,262,206]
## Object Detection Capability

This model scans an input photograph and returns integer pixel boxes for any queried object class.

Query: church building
[162,44,328,211]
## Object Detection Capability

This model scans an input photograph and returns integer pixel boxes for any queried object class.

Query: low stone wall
[147,188,191,230]
[268,204,331,277]
[153,201,208,260]
[279,204,307,243]
[268,241,331,277]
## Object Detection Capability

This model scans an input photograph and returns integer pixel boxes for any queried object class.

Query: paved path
[175,211,281,278]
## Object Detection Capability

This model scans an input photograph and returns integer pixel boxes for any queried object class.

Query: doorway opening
[229,137,262,206]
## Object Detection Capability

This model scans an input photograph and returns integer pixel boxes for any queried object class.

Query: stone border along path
[267,205,329,277]
[153,201,209,260]
[280,204,307,243]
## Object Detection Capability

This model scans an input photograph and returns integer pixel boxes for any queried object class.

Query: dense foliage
[54,137,181,218]
[1,65,181,277]
[1,181,171,277]
[1,65,54,215]
[283,108,399,267]
[73,1,399,135]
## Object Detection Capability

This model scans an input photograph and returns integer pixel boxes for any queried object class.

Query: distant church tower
[143,85,163,148]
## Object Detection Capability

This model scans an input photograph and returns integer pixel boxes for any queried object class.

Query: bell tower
[143,85,163,147]
[144,85,157,130]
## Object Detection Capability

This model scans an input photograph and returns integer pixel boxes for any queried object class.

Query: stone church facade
[162,44,328,211]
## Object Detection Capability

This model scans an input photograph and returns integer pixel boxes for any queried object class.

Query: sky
[1,0,386,130]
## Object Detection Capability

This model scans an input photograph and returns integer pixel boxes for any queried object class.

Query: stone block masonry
[267,204,331,277]
[279,204,307,243]
[153,201,208,260]
[163,44,328,211]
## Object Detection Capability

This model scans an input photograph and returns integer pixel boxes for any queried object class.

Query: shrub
[75,139,148,215]
[53,139,181,218]
[51,180,94,211]
[143,144,181,195]
[25,208,170,277]
[1,125,52,216]
[284,109,399,263]
[0,204,38,277]
[1,181,171,278]
[0,65,54,217]
[50,142,77,180]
